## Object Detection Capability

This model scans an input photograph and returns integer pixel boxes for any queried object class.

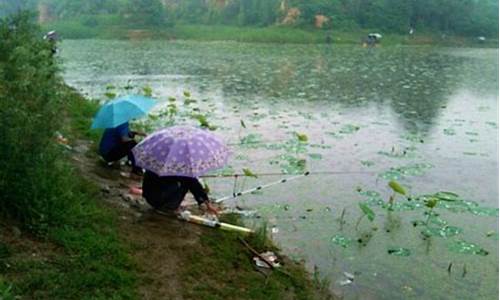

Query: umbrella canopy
[132,126,230,177]
[91,95,156,129]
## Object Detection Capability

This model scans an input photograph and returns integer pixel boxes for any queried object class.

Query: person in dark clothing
[142,170,219,215]
[99,122,145,174]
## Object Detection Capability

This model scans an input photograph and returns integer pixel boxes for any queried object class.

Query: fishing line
[214,172,311,203]
[202,170,377,178]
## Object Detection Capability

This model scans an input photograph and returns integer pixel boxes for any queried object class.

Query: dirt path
[71,140,204,300]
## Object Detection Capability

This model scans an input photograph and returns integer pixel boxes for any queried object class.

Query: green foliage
[180,221,328,300]
[425,197,439,209]
[242,168,258,178]
[123,0,168,27]
[359,203,375,221]
[0,11,69,228]
[388,180,406,195]
[0,14,137,299]
[1,194,138,299]
[295,132,308,142]
[142,85,153,97]
[0,278,15,300]
[5,0,498,37]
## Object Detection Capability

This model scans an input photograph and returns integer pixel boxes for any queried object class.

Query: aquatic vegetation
[400,133,425,143]
[242,168,258,178]
[192,114,216,130]
[339,124,360,134]
[448,240,489,256]
[356,203,375,230]
[361,160,375,167]
[308,153,323,160]
[422,226,462,238]
[61,40,499,300]
[377,146,418,159]
[295,132,308,142]
[485,121,498,129]
[280,156,307,174]
[332,234,352,248]
[387,180,407,210]
[240,133,263,147]
[389,181,406,195]
[387,247,411,256]
[104,91,116,99]
[443,128,456,135]
[379,163,433,180]
[142,85,153,97]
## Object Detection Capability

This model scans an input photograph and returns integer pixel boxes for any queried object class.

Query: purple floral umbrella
[132,126,230,177]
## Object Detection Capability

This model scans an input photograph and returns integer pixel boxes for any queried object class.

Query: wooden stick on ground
[238,237,295,279]
[238,237,276,269]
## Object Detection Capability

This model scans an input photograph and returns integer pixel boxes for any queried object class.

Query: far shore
[41,23,499,48]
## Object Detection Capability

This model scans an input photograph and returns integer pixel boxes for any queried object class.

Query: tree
[124,0,167,27]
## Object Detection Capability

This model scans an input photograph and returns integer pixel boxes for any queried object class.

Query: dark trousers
[145,183,188,211]
[102,141,140,172]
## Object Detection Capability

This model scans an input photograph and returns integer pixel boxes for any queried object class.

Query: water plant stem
[339,208,346,231]
[355,215,365,231]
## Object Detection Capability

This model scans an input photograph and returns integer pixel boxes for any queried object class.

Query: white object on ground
[253,251,281,268]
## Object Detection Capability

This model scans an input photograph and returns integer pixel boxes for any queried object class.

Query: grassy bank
[0,13,137,299]
[180,217,330,300]
[0,88,138,299]
[41,20,498,47]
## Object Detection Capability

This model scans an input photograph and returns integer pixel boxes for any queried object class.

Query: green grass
[59,86,102,143]
[180,215,331,300]
[1,55,136,298]
[0,177,138,299]
[169,24,325,44]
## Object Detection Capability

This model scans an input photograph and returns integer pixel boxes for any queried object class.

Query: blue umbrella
[91,95,156,129]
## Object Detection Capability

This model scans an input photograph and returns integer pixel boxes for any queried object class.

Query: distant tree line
[1,0,498,37]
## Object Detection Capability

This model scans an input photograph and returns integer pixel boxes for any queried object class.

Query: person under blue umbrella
[99,121,146,175]
[91,95,157,176]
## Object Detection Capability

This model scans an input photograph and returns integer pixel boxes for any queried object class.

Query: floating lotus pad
[308,153,323,160]
[379,163,433,180]
[400,133,425,143]
[448,240,489,256]
[433,191,460,201]
[339,124,360,134]
[377,150,417,159]
[387,247,411,256]
[422,226,462,238]
[361,160,375,167]
[469,207,499,217]
[240,134,264,147]
[443,128,456,135]
[485,121,498,128]
[280,159,307,174]
[359,203,375,221]
[332,234,352,248]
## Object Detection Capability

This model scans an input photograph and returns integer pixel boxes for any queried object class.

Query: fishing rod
[202,170,376,178]
[214,171,311,203]
[155,209,253,234]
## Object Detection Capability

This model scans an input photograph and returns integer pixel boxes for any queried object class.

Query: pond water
[61,40,498,300]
